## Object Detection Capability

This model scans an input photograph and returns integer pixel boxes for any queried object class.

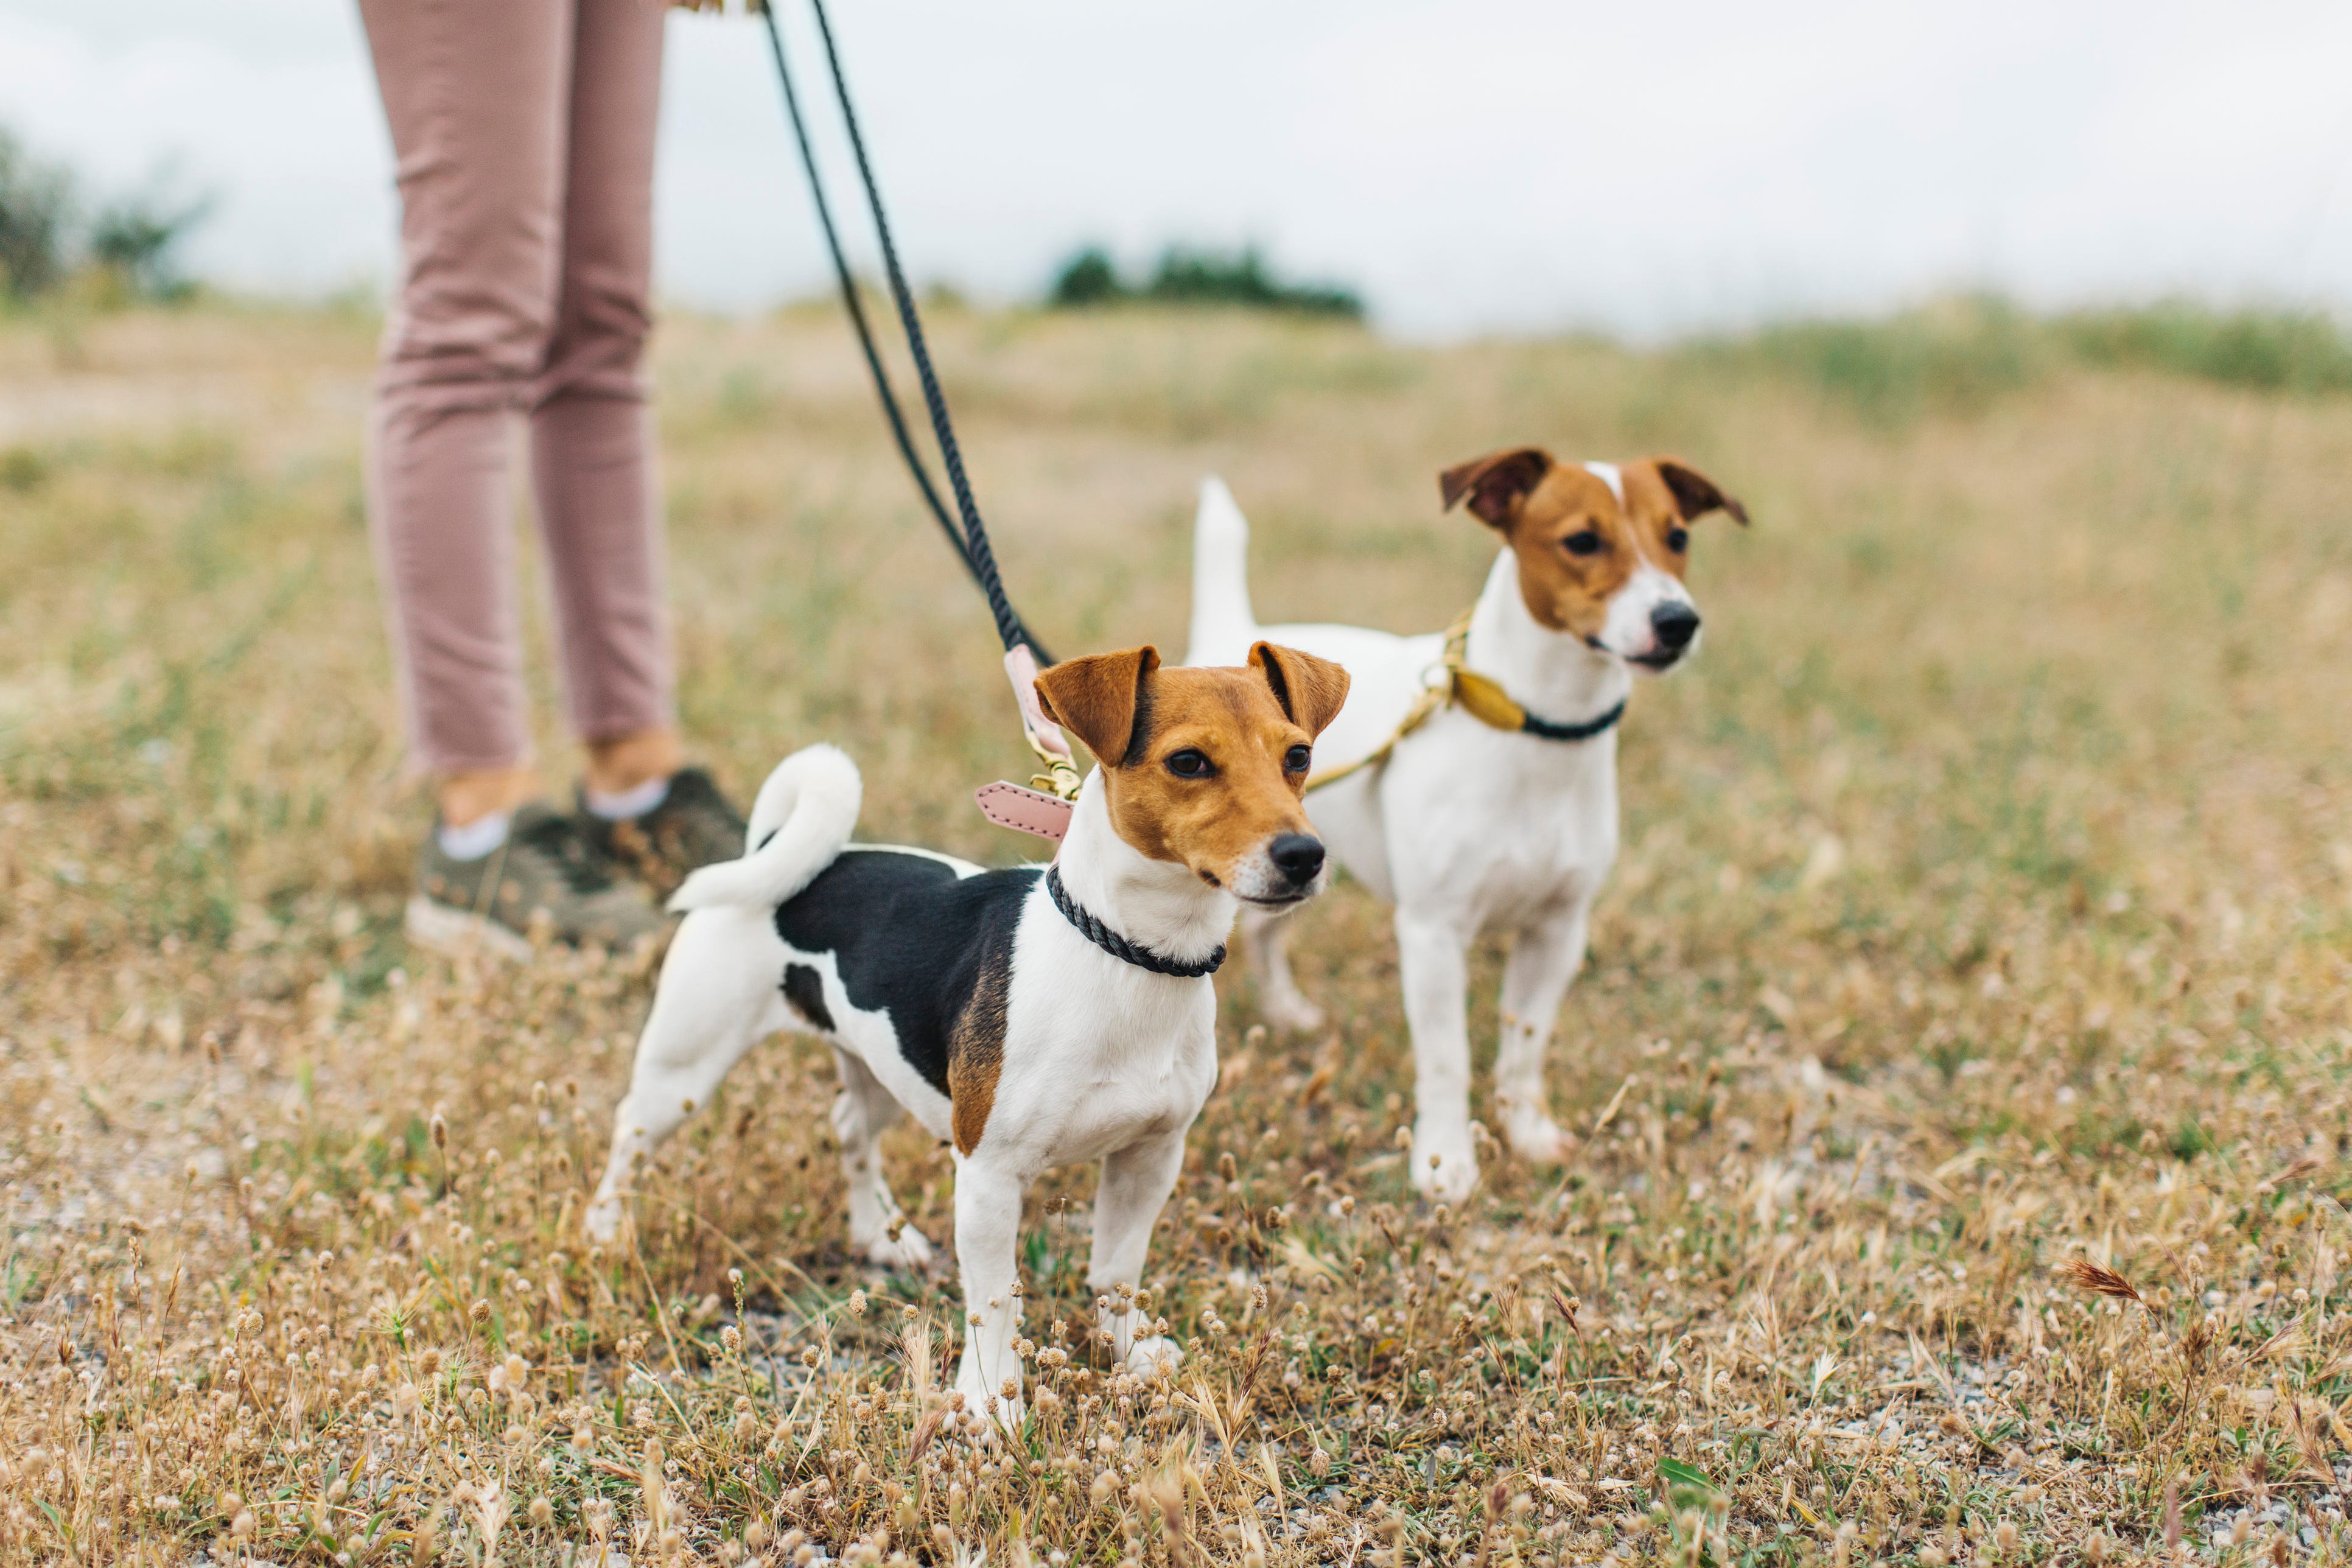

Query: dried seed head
[527,1497,553,1528]
[2054,1256,2143,1304]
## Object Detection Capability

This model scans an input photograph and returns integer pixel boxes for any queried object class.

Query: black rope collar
[1046,866,1226,979]
[1517,697,1628,743]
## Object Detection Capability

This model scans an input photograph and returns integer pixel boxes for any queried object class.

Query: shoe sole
[404,895,536,963]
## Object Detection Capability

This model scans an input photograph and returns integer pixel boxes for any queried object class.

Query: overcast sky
[3,1,2348,340]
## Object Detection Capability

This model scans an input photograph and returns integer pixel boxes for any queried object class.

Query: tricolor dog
[1185,449,1745,1202]
[586,643,1348,1424]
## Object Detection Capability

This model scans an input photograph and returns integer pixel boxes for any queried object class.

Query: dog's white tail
[667,744,861,913]
[1185,475,1259,666]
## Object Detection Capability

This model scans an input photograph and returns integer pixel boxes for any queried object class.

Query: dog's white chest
[989,941,1219,1172]
[1381,707,1620,926]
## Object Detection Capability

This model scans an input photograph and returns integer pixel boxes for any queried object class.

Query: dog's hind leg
[1240,905,1325,1034]
[1493,905,1592,1165]
[586,909,785,1244]
[1397,908,1480,1203]
[1087,1129,1188,1379]
[831,1048,934,1271]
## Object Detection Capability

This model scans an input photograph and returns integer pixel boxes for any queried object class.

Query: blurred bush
[2057,303,2352,394]
[0,125,209,304]
[0,128,74,296]
[1678,295,2049,427]
[1048,242,1362,319]
[1046,246,1121,307]
[1679,293,2352,427]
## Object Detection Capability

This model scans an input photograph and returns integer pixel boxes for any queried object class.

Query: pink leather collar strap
[975,781,1073,843]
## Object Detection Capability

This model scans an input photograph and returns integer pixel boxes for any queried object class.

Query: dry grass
[3,296,2351,1568]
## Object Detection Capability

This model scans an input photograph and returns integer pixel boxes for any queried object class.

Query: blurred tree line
[1048,243,1362,319]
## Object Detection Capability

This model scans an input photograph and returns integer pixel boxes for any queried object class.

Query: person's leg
[531,0,677,800]
[364,0,667,959]
[533,0,744,891]
[359,0,572,825]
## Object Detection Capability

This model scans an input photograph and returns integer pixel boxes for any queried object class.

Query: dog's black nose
[1650,601,1701,651]
[1269,833,1325,886]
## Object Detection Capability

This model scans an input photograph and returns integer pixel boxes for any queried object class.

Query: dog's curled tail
[668,743,861,913]
[1185,474,1258,667]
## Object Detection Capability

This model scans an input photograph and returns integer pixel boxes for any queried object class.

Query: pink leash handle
[1003,645,1072,765]
[977,646,1081,844]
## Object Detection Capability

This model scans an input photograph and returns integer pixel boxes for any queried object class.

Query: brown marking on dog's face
[1035,643,1349,905]
[947,936,1011,1155]
[1618,457,1748,586]
[1438,447,1746,653]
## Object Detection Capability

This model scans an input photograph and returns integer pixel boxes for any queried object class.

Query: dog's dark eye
[1665,526,1690,552]
[1284,744,1312,773]
[1164,749,1214,779]
[1563,530,1605,557]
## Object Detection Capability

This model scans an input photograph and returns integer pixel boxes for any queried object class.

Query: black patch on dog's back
[780,963,834,1032]
[774,850,1038,1098]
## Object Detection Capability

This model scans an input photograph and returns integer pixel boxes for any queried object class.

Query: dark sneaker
[405,802,668,961]
[577,766,748,897]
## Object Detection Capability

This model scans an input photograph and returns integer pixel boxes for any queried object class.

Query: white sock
[437,811,511,862]
[583,774,671,821]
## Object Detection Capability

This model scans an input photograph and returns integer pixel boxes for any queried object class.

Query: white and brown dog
[586,643,1347,1425]
[1185,449,1745,1202]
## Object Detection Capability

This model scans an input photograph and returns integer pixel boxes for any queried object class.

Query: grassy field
[2,295,2351,1568]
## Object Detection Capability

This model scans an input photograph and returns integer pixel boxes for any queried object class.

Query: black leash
[1046,866,1227,978]
[757,0,1049,665]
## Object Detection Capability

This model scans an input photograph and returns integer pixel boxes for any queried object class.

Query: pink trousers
[360,0,674,776]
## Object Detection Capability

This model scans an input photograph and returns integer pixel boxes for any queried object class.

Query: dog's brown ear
[1035,646,1160,766]
[1249,642,1352,738]
[1654,458,1749,526]
[1439,447,1553,528]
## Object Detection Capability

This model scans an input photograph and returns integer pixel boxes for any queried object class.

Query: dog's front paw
[954,1368,1026,1438]
[1261,990,1326,1035]
[1502,1113,1577,1165]
[1124,1335,1185,1382]
[583,1195,626,1245]
[1409,1126,1480,1204]
[864,1220,936,1273]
